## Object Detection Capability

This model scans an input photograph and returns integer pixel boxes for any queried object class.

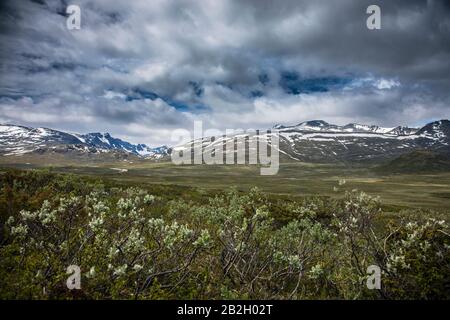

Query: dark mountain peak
[273,124,286,130]
[273,120,333,131]
[387,126,418,136]
[436,119,450,128]
[343,123,361,128]
[416,119,450,137]
[298,120,330,127]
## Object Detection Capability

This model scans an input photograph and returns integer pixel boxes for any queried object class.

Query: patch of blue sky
[279,71,352,95]
[121,88,209,113]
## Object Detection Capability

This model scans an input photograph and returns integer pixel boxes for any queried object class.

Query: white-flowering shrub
[1,171,449,300]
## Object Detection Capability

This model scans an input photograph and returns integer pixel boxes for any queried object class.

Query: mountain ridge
[1,119,449,164]
[175,119,450,164]
[273,119,418,135]
[0,124,170,159]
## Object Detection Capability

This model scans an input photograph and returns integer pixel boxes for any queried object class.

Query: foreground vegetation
[0,169,449,299]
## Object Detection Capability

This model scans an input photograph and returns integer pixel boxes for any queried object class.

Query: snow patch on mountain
[0,124,169,159]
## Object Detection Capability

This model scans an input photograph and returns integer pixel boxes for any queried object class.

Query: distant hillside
[174,119,450,164]
[374,150,450,174]
[1,119,450,165]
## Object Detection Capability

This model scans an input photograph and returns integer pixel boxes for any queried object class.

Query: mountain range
[0,124,170,160]
[175,119,450,164]
[0,119,449,164]
[272,119,450,162]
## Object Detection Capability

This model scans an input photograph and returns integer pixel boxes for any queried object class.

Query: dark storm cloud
[0,0,449,145]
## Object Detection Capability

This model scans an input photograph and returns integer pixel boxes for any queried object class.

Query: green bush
[0,170,448,299]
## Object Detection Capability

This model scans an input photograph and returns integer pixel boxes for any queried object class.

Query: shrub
[0,170,448,299]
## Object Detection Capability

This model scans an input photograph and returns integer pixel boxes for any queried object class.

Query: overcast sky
[0,0,449,146]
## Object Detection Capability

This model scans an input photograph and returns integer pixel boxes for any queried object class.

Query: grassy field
[2,158,450,210]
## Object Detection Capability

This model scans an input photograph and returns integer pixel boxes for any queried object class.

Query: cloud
[0,0,449,145]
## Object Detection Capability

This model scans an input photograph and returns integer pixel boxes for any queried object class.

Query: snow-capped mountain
[175,119,450,163]
[0,124,170,159]
[273,120,449,162]
[273,120,417,135]
[1,120,449,164]
[74,132,166,157]
[415,120,450,140]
